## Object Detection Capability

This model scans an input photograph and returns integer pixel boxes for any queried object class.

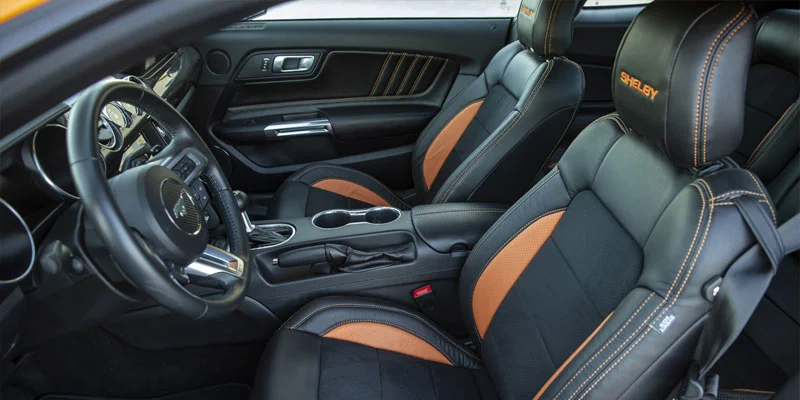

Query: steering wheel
[67,79,250,319]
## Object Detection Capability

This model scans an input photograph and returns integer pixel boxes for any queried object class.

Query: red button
[413,285,432,298]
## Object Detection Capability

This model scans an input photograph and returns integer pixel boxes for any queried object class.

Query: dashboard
[0,48,202,358]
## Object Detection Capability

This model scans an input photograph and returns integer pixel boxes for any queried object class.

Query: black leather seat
[266,0,585,218]
[712,9,799,396]
[251,3,771,399]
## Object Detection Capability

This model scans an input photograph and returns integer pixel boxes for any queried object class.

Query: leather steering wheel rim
[67,79,250,319]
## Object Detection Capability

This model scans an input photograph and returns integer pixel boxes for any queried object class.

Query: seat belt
[678,195,800,400]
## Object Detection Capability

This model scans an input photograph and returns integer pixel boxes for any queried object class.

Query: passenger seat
[266,0,585,218]
[713,8,799,397]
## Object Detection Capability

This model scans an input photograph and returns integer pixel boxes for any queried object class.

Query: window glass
[254,0,525,20]
[583,0,653,8]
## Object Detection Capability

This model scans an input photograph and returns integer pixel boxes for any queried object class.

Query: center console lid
[411,203,506,253]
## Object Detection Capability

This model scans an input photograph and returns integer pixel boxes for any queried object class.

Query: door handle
[272,55,315,73]
[264,119,332,138]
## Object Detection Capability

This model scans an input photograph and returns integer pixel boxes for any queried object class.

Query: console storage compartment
[245,203,505,319]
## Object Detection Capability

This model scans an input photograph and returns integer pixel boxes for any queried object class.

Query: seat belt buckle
[679,363,719,400]
[413,284,443,321]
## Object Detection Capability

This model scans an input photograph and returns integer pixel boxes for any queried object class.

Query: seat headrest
[753,9,800,75]
[517,0,582,57]
[613,2,757,168]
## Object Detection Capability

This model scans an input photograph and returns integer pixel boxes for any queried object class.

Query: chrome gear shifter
[233,190,256,233]
[232,190,294,249]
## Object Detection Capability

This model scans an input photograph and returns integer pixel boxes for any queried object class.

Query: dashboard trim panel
[0,197,35,284]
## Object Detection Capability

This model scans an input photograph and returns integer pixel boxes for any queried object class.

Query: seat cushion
[266,164,409,219]
[250,297,497,400]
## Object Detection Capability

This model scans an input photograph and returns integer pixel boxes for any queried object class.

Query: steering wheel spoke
[150,145,209,185]
[185,244,245,288]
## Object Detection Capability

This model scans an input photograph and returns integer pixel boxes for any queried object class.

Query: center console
[233,192,506,320]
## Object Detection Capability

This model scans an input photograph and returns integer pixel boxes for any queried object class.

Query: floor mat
[38,383,250,400]
[9,328,264,398]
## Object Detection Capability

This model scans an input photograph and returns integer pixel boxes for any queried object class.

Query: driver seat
[251,3,767,399]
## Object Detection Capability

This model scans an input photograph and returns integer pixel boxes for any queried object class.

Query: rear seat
[712,8,800,398]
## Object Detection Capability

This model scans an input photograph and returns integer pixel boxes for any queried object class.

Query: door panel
[188,19,511,194]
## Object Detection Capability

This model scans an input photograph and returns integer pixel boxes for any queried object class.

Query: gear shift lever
[232,190,255,233]
[232,190,294,248]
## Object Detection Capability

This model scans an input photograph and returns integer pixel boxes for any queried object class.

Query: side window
[254,0,525,20]
[583,0,653,7]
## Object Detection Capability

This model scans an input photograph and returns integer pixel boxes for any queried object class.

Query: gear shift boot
[250,224,295,248]
[232,190,295,248]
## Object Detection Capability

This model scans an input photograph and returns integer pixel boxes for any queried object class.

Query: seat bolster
[267,163,409,219]
[433,57,584,204]
[283,296,483,369]
[558,113,628,196]
[458,167,572,341]
[746,101,799,184]
[250,328,322,400]
[411,42,524,200]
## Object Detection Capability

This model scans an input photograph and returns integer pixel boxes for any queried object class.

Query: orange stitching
[745,170,777,223]
[577,327,652,400]
[670,179,715,308]
[544,0,560,57]
[437,61,554,202]
[563,183,709,400]
[747,103,798,167]
[552,293,654,399]
[548,0,565,56]
[703,9,754,163]
[716,200,769,206]
[694,4,744,167]
[409,56,433,95]
[396,54,420,95]
[712,190,766,200]
[370,53,392,96]
[382,52,406,96]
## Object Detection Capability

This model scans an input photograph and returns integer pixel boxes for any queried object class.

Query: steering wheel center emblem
[173,192,189,220]
[160,179,202,235]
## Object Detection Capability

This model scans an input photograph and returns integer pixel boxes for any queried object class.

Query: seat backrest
[411,0,585,205]
[457,3,769,399]
[714,9,800,391]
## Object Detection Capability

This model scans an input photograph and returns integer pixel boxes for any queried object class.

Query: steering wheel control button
[191,180,210,209]
[160,178,202,235]
[172,156,197,181]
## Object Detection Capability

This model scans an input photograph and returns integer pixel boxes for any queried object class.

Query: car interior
[0,0,797,399]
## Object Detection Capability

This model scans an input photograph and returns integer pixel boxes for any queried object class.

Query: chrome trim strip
[31,124,79,200]
[264,119,331,137]
[186,245,244,278]
[97,115,122,150]
[0,197,36,285]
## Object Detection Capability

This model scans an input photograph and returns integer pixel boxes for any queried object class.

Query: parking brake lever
[274,243,415,272]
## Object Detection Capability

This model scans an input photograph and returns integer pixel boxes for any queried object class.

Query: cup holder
[312,207,401,229]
